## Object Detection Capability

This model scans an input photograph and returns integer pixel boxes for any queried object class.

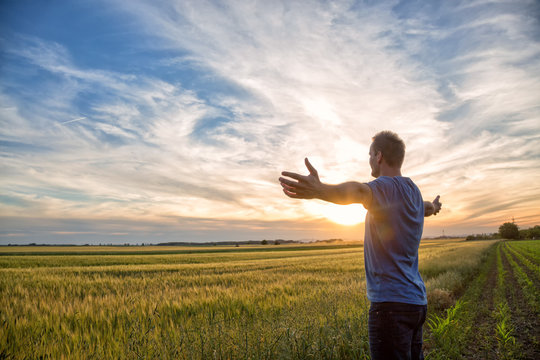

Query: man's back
[364,176,426,305]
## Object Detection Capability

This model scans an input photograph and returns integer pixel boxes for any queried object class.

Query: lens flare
[305,202,367,226]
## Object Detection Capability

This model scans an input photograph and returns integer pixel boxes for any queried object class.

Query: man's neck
[379,166,402,177]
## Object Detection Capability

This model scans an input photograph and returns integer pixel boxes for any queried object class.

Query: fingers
[282,187,313,199]
[281,171,305,181]
[282,188,301,198]
[433,195,442,215]
[279,179,313,199]
[279,177,306,190]
[304,158,318,176]
[280,159,318,200]
[279,180,298,193]
[281,159,318,180]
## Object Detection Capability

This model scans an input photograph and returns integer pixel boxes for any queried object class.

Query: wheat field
[0,240,496,359]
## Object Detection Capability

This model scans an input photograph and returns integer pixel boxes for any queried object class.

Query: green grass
[0,239,505,359]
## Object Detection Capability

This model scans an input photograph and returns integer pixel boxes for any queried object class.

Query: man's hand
[279,158,322,199]
[432,195,442,215]
[424,195,442,217]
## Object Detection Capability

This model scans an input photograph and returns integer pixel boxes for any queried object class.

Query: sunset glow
[306,203,367,227]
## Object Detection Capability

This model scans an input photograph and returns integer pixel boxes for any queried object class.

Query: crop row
[505,242,540,281]
[502,243,540,315]
[425,240,540,359]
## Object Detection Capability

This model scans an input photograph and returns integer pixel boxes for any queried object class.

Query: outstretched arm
[424,195,442,217]
[279,158,372,206]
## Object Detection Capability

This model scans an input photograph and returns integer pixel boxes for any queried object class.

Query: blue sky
[1,0,539,244]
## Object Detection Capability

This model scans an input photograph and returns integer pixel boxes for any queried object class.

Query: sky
[1,0,539,244]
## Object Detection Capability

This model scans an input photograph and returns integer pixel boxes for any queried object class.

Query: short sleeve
[366,177,394,212]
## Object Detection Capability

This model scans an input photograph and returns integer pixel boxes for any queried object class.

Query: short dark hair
[371,131,405,167]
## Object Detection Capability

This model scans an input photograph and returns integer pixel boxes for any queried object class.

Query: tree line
[466,223,539,241]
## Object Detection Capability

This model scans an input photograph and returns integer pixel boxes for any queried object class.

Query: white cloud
[1,0,540,243]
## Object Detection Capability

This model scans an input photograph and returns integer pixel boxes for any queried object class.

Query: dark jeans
[368,302,427,360]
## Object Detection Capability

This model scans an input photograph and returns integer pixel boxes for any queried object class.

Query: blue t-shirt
[364,176,427,305]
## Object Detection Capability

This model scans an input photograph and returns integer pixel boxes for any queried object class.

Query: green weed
[494,302,516,359]
[426,300,465,359]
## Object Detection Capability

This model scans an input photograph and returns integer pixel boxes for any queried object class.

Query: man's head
[369,131,405,178]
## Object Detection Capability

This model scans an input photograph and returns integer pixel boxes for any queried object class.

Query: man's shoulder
[368,176,415,187]
[367,176,421,204]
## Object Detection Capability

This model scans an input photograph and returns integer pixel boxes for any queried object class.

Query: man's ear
[376,151,383,164]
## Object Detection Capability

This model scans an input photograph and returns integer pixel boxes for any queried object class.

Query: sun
[305,202,367,226]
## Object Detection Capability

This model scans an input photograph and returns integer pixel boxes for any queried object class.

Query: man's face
[369,144,380,178]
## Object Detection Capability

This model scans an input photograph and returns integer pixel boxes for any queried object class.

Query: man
[278,131,441,360]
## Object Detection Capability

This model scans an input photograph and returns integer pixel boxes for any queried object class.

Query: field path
[461,245,499,360]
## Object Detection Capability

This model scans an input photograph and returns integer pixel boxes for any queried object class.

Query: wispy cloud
[60,117,87,125]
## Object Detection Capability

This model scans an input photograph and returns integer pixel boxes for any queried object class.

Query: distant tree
[274,240,280,245]
[519,225,540,239]
[466,233,499,241]
[529,225,540,239]
[261,239,268,245]
[499,222,519,239]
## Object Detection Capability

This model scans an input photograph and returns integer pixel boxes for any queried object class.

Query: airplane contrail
[60,116,86,125]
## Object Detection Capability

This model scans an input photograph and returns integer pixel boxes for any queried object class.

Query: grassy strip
[421,240,497,311]
[0,244,361,257]
[0,247,363,269]
[425,242,499,359]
